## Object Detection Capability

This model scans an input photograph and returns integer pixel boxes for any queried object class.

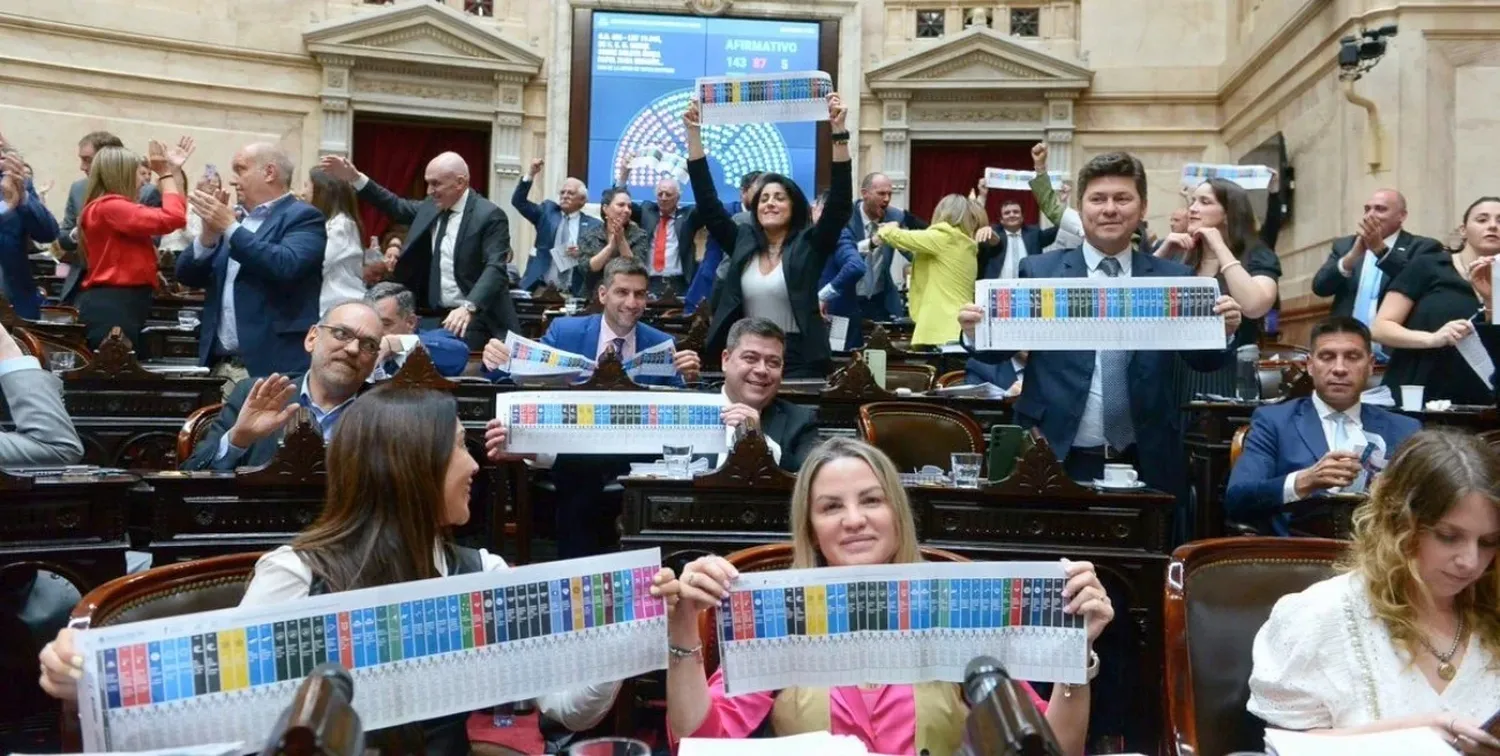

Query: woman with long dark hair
[40,385,623,754]
[309,166,367,316]
[687,94,853,379]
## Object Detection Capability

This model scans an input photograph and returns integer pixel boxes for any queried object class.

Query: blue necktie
[1352,253,1387,359]
[611,337,626,359]
[1097,257,1136,450]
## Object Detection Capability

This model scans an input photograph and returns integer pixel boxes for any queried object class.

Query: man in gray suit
[0,322,83,466]
[57,131,162,304]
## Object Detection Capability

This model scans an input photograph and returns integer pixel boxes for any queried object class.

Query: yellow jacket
[878,222,978,346]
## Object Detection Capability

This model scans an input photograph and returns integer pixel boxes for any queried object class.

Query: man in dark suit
[974,199,1061,279]
[613,159,701,296]
[514,157,599,297]
[1225,316,1421,535]
[960,151,1244,502]
[849,172,926,321]
[177,143,326,381]
[57,131,163,305]
[181,301,381,471]
[365,282,470,379]
[480,258,703,557]
[717,316,819,472]
[1310,189,1444,337]
[320,152,518,351]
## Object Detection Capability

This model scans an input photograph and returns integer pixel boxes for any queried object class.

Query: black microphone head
[305,662,355,704]
[962,655,1009,706]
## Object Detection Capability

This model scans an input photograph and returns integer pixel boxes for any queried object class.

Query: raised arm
[511,158,546,225]
[319,155,422,225]
[1028,143,1065,226]
[806,93,853,256]
[682,101,742,254]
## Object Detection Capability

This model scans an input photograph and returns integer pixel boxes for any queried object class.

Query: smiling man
[1225,316,1421,535]
[717,317,819,472]
[182,300,383,471]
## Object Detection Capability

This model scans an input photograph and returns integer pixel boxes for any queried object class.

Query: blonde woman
[874,194,984,346]
[1248,429,1500,753]
[655,437,1112,756]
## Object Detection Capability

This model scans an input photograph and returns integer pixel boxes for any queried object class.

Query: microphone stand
[261,664,365,756]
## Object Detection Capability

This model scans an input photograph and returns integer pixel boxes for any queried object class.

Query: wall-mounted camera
[1338,24,1397,81]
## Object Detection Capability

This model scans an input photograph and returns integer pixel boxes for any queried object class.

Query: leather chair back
[936,369,967,388]
[884,364,937,392]
[698,543,966,675]
[1229,424,1250,469]
[1164,537,1344,756]
[857,401,984,473]
[177,402,224,465]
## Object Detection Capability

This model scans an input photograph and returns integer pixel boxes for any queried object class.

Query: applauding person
[581,186,648,295]
[1312,189,1445,330]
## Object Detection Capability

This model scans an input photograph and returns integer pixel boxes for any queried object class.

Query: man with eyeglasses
[181,300,382,471]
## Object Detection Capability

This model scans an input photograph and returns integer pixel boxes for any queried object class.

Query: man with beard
[181,300,382,470]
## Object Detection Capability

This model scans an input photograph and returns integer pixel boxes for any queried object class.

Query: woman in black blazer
[685,93,853,379]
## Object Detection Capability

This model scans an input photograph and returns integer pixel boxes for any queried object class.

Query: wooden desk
[0,467,137,591]
[779,356,1012,432]
[620,435,1172,752]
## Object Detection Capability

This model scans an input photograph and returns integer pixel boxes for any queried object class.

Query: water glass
[950,452,983,489]
[564,737,651,756]
[177,310,200,330]
[1234,344,1261,402]
[663,444,693,479]
[47,351,77,374]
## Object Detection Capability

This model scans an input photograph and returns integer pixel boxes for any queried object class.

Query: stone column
[316,55,355,157]
[493,74,528,253]
[879,91,913,208]
[1043,91,1076,178]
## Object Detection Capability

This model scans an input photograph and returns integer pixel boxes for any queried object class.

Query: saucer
[1092,479,1146,490]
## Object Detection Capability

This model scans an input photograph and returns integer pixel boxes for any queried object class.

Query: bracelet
[1061,651,1100,697]
[829,131,851,144]
[1219,259,1243,274]
[668,643,703,663]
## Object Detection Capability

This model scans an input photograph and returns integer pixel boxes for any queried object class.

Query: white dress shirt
[436,189,469,307]
[193,192,294,354]
[1072,242,1133,448]
[241,544,622,732]
[999,230,1026,280]
[319,213,366,316]
[594,317,637,361]
[715,388,782,468]
[1280,394,1365,503]
[652,209,683,276]
[547,211,582,286]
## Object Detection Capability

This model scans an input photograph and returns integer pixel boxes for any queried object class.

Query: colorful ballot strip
[1179,163,1273,190]
[715,561,1089,696]
[697,71,833,125]
[973,276,1226,352]
[504,331,595,377]
[76,550,667,753]
[496,390,728,456]
[983,168,1067,192]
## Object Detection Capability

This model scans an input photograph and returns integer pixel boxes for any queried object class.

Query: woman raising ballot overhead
[654,438,1112,756]
[688,93,854,379]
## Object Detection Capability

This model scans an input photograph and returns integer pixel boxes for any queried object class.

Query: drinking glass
[564,737,651,756]
[1234,344,1260,402]
[950,453,983,489]
[47,351,77,374]
[177,310,200,330]
[663,444,693,479]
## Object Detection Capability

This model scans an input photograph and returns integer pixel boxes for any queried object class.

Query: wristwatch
[463,302,478,314]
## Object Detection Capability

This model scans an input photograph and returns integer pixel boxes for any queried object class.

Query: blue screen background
[588,12,821,206]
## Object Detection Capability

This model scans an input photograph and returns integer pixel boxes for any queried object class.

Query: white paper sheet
[75,550,667,754]
[696,71,833,125]
[1180,163,1274,190]
[1264,726,1455,756]
[627,146,690,182]
[14,744,245,756]
[714,561,1088,696]
[495,390,729,455]
[983,168,1067,192]
[1455,330,1496,387]
[973,277,1226,351]
[503,331,595,377]
[681,732,878,756]
[621,338,678,379]
[827,315,850,351]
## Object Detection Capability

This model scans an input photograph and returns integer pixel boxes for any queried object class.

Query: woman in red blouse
[76,138,192,350]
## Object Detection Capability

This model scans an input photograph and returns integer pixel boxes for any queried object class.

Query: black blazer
[631,200,703,283]
[181,373,372,471]
[978,223,1060,279]
[763,397,819,473]
[1310,230,1444,318]
[690,157,853,365]
[358,180,519,337]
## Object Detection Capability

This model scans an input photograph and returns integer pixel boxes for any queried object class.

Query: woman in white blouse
[310,167,368,315]
[1247,428,1500,753]
[39,386,630,754]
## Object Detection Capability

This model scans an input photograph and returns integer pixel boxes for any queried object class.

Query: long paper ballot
[74,549,668,754]
[984,168,1067,191]
[505,331,595,377]
[697,71,833,125]
[1179,163,1274,190]
[974,277,1226,352]
[716,561,1088,696]
[621,338,678,379]
[495,390,729,455]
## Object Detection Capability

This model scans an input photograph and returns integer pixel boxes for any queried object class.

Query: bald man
[514,157,600,296]
[179,142,327,379]
[1311,189,1445,337]
[320,152,518,350]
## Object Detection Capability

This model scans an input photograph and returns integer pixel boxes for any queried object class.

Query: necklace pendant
[1437,662,1456,681]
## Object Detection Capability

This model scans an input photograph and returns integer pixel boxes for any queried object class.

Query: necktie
[1097,256,1136,450]
[653,214,670,274]
[1331,412,1350,452]
[609,337,626,360]
[1352,253,1386,358]
[858,220,882,298]
[428,209,453,308]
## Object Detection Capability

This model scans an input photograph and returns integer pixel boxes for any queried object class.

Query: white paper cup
[1399,385,1424,411]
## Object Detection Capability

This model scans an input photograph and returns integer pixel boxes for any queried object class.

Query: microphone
[958,656,1063,756]
[260,663,365,756]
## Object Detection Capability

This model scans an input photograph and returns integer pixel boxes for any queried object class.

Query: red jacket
[79,192,187,288]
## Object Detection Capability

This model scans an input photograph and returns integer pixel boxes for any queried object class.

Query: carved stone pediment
[866,27,1092,93]
[696,430,795,490]
[988,431,1093,497]
[67,328,159,382]
[237,408,327,486]
[305,1,542,79]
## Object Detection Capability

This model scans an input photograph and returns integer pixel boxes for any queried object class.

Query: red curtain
[908,141,1039,228]
[350,117,491,241]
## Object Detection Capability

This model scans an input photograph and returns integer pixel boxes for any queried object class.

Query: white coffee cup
[1102,464,1138,486]
[1399,385,1424,411]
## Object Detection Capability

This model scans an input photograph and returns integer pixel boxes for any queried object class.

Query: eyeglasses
[317,324,381,356]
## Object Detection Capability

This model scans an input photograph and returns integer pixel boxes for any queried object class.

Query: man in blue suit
[812,192,867,349]
[364,282,470,379]
[1225,316,1421,535]
[974,200,1060,280]
[178,143,325,382]
[0,151,59,320]
[481,257,702,557]
[960,152,1244,502]
[849,172,926,322]
[514,158,600,296]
